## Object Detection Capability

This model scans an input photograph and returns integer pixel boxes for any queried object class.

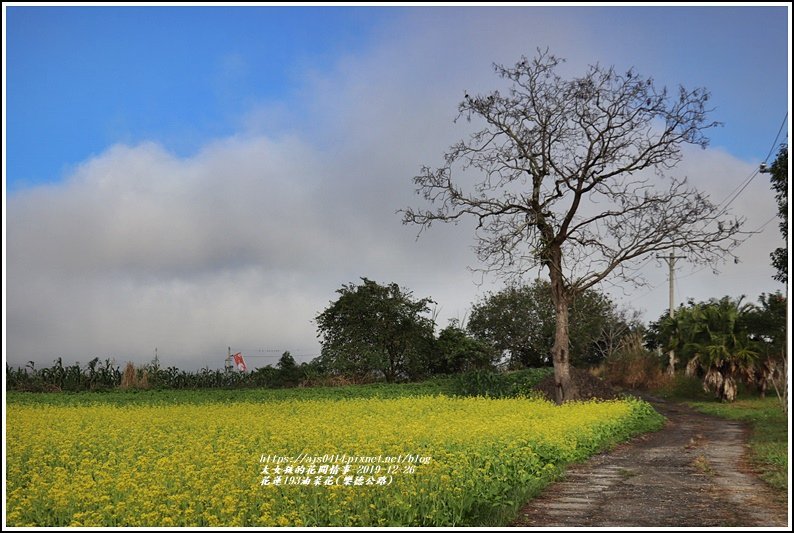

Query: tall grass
[119,362,150,390]
[601,333,666,390]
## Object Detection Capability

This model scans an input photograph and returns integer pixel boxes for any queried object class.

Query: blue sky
[7,5,788,191]
[6,6,394,190]
[4,5,791,369]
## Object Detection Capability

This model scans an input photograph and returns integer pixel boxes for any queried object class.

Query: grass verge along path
[687,397,788,493]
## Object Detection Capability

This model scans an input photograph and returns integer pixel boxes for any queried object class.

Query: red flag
[233,352,247,372]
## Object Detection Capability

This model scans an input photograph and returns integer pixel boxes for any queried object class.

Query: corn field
[6,358,315,391]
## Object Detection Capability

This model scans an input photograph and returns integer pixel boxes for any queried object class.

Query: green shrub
[453,368,554,398]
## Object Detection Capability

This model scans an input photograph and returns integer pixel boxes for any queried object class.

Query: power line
[763,112,788,163]
[672,216,778,287]
[233,348,317,354]
[750,214,780,233]
[715,169,759,214]
[714,165,757,209]
[713,112,787,214]
[626,115,787,311]
[675,264,711,282]
[668,214,778,287]
[634,253,656,272]
[626,253,678,300]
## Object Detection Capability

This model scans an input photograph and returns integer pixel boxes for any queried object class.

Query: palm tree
[684,296,758,402]
[659,308,686,375]
[663,297,757,401]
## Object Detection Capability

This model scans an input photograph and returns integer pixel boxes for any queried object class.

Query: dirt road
[512,396,788,528]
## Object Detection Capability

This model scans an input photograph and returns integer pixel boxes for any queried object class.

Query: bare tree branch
[401,50,745,402]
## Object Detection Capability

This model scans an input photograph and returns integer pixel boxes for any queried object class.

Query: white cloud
[5,130,482,369]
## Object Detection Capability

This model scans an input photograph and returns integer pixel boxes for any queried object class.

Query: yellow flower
[7,393,660,527]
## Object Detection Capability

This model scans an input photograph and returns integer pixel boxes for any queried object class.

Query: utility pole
[657,251,686,375]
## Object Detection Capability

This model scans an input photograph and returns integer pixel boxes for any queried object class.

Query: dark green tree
[744,292,787,358]
[467,280,625,368]
[743,292,787,399]
[768,145,788,284]
[467,284,549,369]
[277,351,297,371]
[277,351,301,387]
[434,320,498,374]
[315,278,435,382]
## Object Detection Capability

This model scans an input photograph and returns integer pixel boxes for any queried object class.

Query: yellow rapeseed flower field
[6,395,662,526]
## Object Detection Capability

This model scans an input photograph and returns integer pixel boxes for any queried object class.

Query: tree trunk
[667,350,676,376]
[757,363,767,399]
[781,353,788,416]
[548,250,578,404]
[721,375,737,402]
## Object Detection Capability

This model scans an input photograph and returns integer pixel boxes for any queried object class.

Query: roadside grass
[687,397,788,493]
[652,374,713,401]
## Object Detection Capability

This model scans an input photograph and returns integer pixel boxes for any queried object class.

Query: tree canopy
[433,319,498,374]
[315,278,435,382]
[467,280,630,368]
[768,145,788,284]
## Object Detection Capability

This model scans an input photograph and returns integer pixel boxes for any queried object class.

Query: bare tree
[593,305,643,363]
[402,50,745,403]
